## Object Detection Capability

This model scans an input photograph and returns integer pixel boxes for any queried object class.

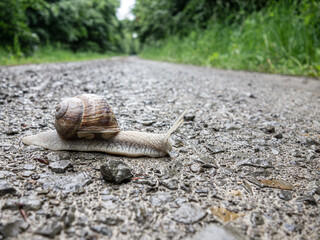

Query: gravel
[0,57,319,239]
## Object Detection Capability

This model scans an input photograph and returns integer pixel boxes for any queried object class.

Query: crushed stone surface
[0,57,320,239]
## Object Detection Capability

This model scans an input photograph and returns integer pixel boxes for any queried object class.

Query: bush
[0,0,123,54]
[132,0,273,44]
[0,0,42,55]
[139,0,320,77]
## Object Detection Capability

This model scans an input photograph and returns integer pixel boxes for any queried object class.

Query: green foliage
[27,0,122,52]
[132,0,272,44]
[0,0,42,55]
[139,0,320,77]
[0,0,122,55]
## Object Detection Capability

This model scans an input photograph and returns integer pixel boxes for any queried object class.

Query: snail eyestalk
[164,110,187,142]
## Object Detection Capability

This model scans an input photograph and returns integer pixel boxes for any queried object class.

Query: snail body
[22,94,186,157]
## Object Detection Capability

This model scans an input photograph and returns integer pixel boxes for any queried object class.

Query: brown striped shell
[54,94,120,140]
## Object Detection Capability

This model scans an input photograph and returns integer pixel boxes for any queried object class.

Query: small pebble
[0,180,16,196]
[100,160,133,184]
[262,125,275,134]
[36,220,63,238]
[278,190,293,201]
[184,113,195,121]
[172,203,206,224]
[49,160,73,173]
[0,219,29,238]
[160,179,179,190]
[251,212,264,226]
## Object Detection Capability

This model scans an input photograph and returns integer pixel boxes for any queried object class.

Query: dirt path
[1,57,319,239]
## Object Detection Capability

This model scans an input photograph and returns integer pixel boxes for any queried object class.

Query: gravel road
[0,57,319,239]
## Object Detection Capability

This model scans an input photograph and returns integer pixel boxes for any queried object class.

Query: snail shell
[55,94,120,140]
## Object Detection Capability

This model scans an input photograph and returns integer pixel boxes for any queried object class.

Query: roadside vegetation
[133,0,320,77]
[0,0,126,65]
[1,0,319,77]
[0,47,119,66]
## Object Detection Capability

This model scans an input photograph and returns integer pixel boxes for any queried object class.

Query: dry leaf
[229,190,242,196]
[210,206,244,222]
[258,179,294,190]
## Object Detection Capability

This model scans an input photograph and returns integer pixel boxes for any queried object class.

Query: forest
[1,0,319,77]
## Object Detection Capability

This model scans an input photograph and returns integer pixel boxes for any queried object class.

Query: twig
[34,158,49,165]
[131,177,145,181]
[15,203,27,222]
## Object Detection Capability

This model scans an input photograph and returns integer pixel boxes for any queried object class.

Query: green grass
[140,1,320,77]
[0,46,120,66]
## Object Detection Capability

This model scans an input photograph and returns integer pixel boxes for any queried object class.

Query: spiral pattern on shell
[54,94,120,139]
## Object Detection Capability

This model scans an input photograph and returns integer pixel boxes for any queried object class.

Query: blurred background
[0,0,319,77]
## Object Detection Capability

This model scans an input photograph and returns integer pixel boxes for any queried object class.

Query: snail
[22,94,186,157]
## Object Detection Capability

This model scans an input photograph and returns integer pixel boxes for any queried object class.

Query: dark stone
[132,178,157,186]
[141,120,156,126]
[49,160,73,173]
[90,224,112,237]
[172,203,206,224]
[251,212,264,227]
[261,125,275,134]
[296,195,317,205]
[100,160,133,184]
[0,219,29,238]
[184,114,195,121]
[36,220,63,238]
[180,182,191,193]
[248,93,256,98]
[160,179,179,190]
[274,133,283,139]
[278,190,293,201]
[5,128,19,135]
[0,180,16,196]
